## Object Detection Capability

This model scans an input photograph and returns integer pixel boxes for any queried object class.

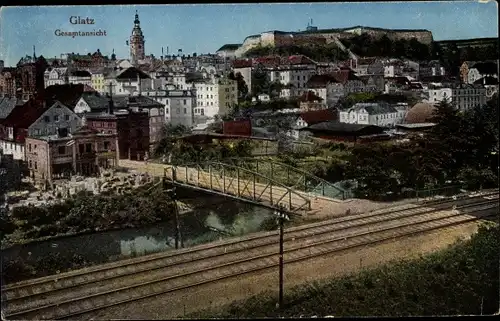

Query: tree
[251,66,270,98]
[228,71,249,101]
[154,124,192,159]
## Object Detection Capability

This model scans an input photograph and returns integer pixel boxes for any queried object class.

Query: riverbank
[1,184,175,249]
[1,198,276,285]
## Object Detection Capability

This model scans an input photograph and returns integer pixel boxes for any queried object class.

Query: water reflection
[1,194,275,271]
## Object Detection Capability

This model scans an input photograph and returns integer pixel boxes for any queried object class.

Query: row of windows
[165,107,188,115]
[194,108,205,116]
[3,142,24,152]
[198,101,214,107]
[44,115,72,123]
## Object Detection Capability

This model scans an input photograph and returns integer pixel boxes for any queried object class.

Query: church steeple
[129,10,145,64]
[134,10,140,24]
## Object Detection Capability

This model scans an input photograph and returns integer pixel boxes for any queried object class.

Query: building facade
[339,102,405,128]
[25,126,118,183]
[428,84,487,111]
[193,76,237,121]
[85,110,150,160]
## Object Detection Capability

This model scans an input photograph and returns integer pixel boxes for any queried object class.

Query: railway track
[3,193,498,320]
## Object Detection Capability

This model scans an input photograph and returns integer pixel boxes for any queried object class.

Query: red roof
[285,55,316,66]
[232,59,253,68]
[331,69,361,84]
[300,109,337,125]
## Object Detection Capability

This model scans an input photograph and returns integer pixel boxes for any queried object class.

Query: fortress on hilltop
[221,23,434,58]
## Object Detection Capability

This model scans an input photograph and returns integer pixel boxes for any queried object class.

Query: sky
[0,2,498,66]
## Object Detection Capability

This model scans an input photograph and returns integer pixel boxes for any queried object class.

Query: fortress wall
[236,36,263,57]
[261,32,276,47]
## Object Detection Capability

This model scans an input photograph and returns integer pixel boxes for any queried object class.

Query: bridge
[118,158,348,215]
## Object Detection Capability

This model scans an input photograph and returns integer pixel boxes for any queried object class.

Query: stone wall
[235,28,433,57]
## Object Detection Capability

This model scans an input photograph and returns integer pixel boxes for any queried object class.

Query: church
[129,11,146,64]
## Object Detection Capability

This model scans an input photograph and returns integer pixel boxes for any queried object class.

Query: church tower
[130,10,145,64]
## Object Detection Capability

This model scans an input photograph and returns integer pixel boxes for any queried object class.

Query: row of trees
[244,43,349,62]
[343,34,432,61]
[346,95,499,199]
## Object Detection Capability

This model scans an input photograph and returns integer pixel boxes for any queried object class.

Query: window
[85,143,92,153]
[183,99,187,105]
[104,141,110,150]
[44,116,50,122]
[29,160,32,168]
[184,108,187,114]
[34,144,37,150]
[28,144,32,152]
[78,144,84,154]
[58,146,66,155]
[65,115,70,121]
[176,108,180,114]
[200,109,204,116]
[54,115,59,122]
[165,108,169,114]
[34,162,37,170]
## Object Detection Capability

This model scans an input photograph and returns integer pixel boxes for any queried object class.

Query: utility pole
[276,204,289,311]
[164,168,182,249]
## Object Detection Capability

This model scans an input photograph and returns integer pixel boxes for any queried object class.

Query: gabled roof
[0,97,23,120]
[300,109,337,125]
[0,99,49,128]
[472,62,498,75]
[115,67,151,79]
[42,84,87,109]
[112,95,164,108]
[285,55,316,66]
[331,70,361,84]
[473,76,498,86]
[80,92,110,110]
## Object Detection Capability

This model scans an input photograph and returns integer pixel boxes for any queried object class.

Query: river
[1,188,278,273]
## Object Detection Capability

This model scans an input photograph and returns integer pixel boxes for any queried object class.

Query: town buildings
[339,102,405,128]
[0,99,82,161]
[192,76,238,122]
[427,83,487,111]
[0,67,17,97]
[25,125,118,183]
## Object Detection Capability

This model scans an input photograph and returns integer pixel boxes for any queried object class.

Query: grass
[186,223,499,318]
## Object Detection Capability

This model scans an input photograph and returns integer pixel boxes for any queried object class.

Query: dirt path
[81,220,486,320]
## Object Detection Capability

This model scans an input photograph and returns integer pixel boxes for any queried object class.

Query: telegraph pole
[276,204,289,311]
[164,168,182,249]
